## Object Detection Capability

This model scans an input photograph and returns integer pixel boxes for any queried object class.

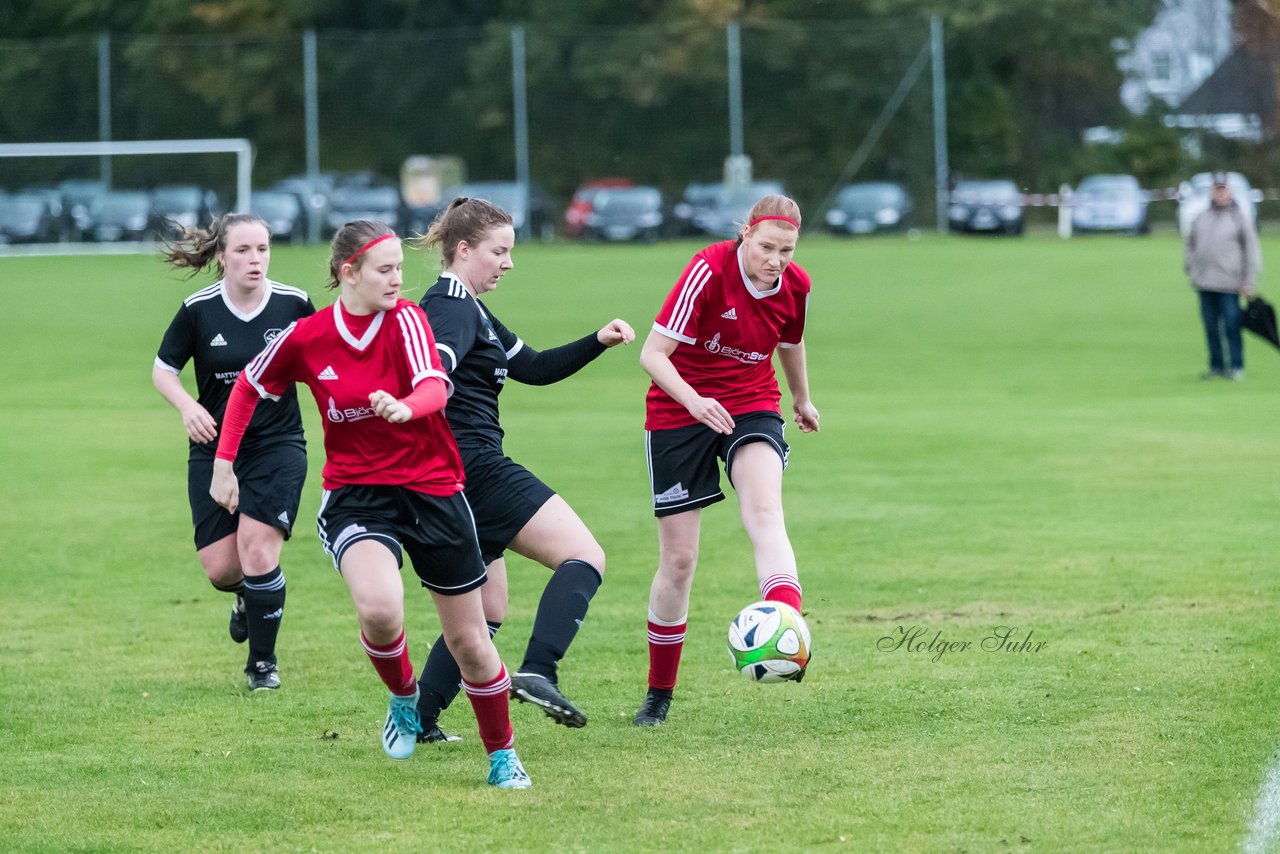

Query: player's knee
[576,547,606,577]
[660,547,698,581]
[355,599,404,637]
[200,560,242,588]
[742,501,786,536]
[236,527,284,574]
[443,626,490,671]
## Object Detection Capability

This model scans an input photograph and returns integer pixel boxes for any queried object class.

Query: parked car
[250,190,307,243]
[323,183,406,238]
[948,179,1024,235]
[825,182,914,236]
[564,178,634,238]
[0,192,62,243]
[149,185,219,238]
[582,186,666,242]
[670,182,722,237]
[17,186,74,241]
[57,178,107,240]
[89,191,152,241]
[695,180,787,238]
[430,182,556,242]
[272,173,340,237]
[1070,174,1148,235]
[1177,171,1261,237]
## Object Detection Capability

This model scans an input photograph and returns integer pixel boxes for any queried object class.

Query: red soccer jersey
[243,297,464,495]
[645,240,811,430]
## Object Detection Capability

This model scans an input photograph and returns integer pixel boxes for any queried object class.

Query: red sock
[760,574,803,612]
[361,630,416,696]
[462,664,514,754]
[646,612,686,692]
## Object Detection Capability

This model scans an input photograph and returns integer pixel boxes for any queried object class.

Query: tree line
[3,0,1275,211]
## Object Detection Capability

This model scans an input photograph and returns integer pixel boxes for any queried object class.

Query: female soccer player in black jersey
[413,197,634,737]
[153,212,314,691]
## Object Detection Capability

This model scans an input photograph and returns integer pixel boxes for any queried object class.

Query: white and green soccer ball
[727,601,811,682]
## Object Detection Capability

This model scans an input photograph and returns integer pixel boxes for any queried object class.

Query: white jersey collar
[219,279,272,321]
[334,299,385,350]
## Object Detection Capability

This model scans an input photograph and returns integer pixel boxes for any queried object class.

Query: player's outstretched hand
[182,402,219,445]
[687,396,735,435]
[370,390,412,424]
[210,458,240,514]
[794,400,820,433]
[598,319,636,347]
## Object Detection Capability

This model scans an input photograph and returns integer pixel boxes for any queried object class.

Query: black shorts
[645,411,789,518]
[460,445,555,564]
[316,484,487,595]
[188,442,307,551]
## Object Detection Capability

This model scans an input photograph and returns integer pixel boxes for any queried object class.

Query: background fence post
[303,28,320,243]
[512,24,531,240]
[931,14,949,234]
[98,32,112,189]
[1059,183,1073,238]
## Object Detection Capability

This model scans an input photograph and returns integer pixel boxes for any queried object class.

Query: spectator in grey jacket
[1185,172,1263,381]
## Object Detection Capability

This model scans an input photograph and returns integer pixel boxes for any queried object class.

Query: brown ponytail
[416,197,513,268]
[162,212,268,279]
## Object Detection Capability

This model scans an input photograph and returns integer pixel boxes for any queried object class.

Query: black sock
[520,560,602,681]
[417,620,501,725]
[242,566,285,669]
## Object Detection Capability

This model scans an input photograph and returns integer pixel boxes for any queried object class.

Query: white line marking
[1243,752,1280,854]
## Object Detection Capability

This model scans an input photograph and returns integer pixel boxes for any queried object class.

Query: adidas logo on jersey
[654,482,689,504]
[277,510,290,525]
[210,333,228,346]
[720,307,737,320]
[318,366,338,381]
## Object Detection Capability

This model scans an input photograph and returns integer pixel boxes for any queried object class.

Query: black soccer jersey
[419,274,518,449]
[419,273,608,451]
[156,279,315,454]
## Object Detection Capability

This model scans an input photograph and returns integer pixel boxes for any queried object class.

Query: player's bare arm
[777,344,819,433]
[640,327,734,434]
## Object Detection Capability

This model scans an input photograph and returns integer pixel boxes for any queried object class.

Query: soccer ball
[727,601,811,682]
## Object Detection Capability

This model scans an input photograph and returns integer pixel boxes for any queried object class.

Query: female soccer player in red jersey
[412,197,634,739]
[210,220,530,787]
[634,194,821,726]
[153,212,314,692]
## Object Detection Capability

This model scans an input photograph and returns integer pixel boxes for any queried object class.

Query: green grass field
[3,231,1279,852]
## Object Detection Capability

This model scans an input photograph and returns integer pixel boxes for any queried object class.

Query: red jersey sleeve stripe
[244,321,298,401]
[395,305,454,394]
[669,259,712,337]
[395,306,433,381]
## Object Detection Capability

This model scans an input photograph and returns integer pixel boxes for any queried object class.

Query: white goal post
[0,138,253,212]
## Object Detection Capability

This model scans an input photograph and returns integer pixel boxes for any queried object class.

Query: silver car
[1070,174,1148,235]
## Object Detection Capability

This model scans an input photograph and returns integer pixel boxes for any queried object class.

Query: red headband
[747,215,800,231]
[342,232,397,266]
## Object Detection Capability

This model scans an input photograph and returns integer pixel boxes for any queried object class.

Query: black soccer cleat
[509,672,587,728]
[246,661,280,691]
[416,724,462,744]
[229,594,249,644]
[633,689,672,727]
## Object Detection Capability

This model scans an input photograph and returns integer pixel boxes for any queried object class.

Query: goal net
[0,139,252,256]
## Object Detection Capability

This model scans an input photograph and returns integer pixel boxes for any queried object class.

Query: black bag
[1242,295,1280,351]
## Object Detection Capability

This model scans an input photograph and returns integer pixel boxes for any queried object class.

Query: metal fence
[0,21,939,231]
